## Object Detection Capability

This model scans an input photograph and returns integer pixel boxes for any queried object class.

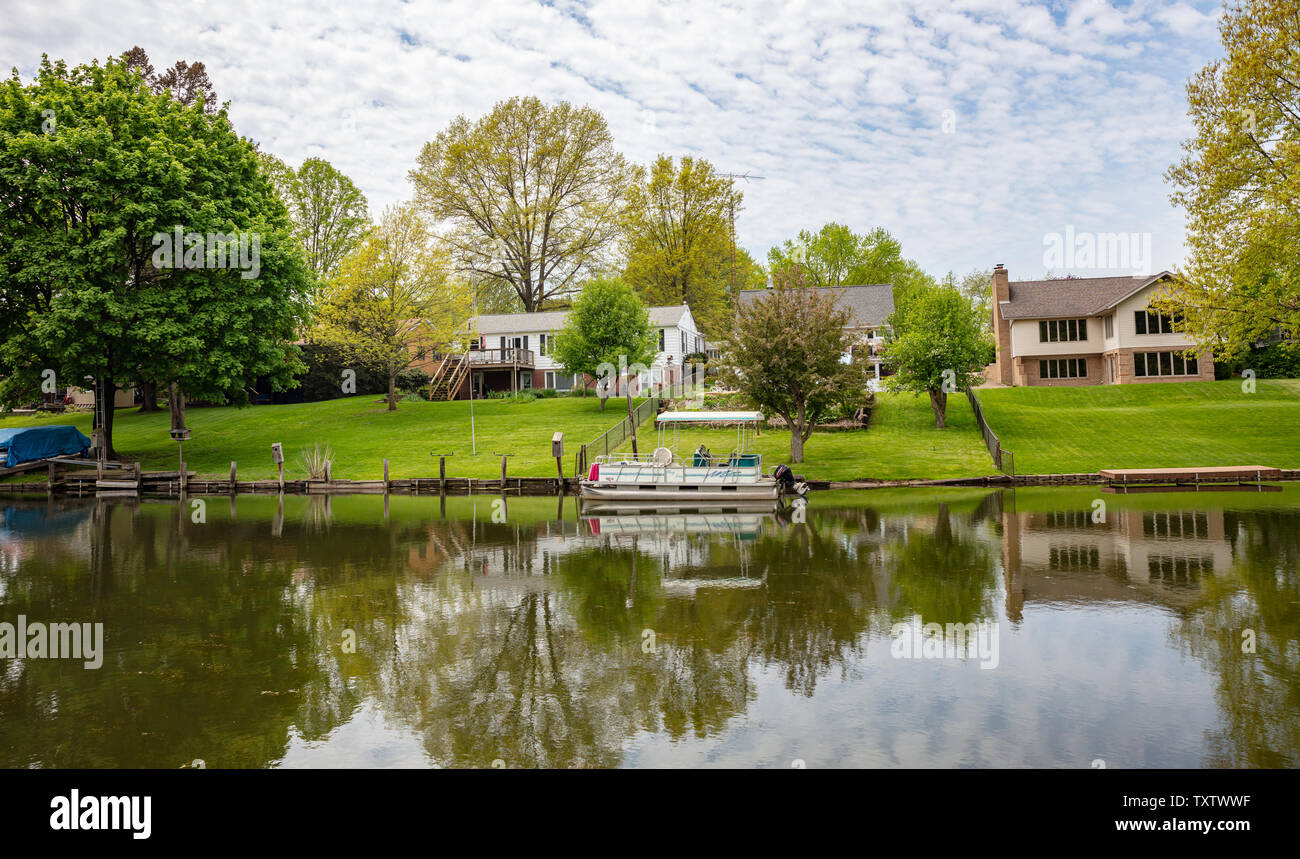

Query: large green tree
[258,152,370,287]
[551,278,656,413]
[621,155,738,335]
[409,96,635,312]
[722,269,868,463]
[883,285,990,428]
[766,223,935,305]
[1163,0,1300,358]
[0,55,310,458]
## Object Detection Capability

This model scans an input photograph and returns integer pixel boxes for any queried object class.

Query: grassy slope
[976,379,1300,474]
[616,392,994,481]
[0,394,640,480]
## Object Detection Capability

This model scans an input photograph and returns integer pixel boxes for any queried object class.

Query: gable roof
[1000,272,1173,320]
[474,304,690,335]
[737,284,895,328]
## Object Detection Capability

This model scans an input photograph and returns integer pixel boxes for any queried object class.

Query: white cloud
[1,0,1225,279]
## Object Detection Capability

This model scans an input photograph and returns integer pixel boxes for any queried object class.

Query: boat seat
[651,447,674,467]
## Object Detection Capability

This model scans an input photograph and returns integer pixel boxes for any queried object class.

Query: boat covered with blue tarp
[0,425,93,467]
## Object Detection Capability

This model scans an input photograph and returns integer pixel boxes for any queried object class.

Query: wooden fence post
[383,458,390,494]
[440,456,446,497]
[230,461,237,493]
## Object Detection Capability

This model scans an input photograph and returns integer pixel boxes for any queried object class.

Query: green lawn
[976,379,1300,473]
[0,394,638,480]
[615,392,995,481]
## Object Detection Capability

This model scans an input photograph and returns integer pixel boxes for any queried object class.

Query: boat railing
[592,452,762,482]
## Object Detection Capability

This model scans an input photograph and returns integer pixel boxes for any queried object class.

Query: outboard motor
[773,463,810,497]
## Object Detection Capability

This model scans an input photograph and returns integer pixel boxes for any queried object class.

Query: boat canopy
[655,411,764,423]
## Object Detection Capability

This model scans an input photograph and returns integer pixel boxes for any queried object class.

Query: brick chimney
[992,264,1013,385]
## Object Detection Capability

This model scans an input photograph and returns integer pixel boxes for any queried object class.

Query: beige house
[990,266,1214,386]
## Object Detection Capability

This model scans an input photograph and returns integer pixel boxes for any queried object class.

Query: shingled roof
[474,304,690,335]
[1000,272,1172,320]
[737,284,895,328]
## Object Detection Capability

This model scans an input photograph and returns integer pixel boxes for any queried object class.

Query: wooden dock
[1100,465,1281,488]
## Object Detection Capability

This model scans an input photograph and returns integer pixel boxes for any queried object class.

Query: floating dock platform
[1100,465,1281,490]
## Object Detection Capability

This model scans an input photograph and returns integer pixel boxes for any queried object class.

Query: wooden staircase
[429,354,469,400]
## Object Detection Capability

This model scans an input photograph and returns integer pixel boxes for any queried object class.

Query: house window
[1039,358,1086,379]
[1136,309,1181,335]
[658,329,665,351]
[1134,351,1198,377]
[544,370,574,390]
[539,334,548,357]
[1104,315,1114,338]
[1039,319,1088,342]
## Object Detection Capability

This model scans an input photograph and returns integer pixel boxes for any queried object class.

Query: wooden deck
[1100,465,1281,486]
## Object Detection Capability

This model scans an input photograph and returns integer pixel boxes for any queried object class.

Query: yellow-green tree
[621,155,739,335]
[1162,0,1300,358]
[314,204,472,411]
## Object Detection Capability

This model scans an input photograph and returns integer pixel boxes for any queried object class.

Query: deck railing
[967,389,1015,477]
[468,348,534,365]
[575,396,660,476]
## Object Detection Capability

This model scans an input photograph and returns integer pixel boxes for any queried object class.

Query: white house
[737,283,895,390]
[423,304,705,399]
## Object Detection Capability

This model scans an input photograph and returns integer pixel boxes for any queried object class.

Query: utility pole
[719,171,764,295]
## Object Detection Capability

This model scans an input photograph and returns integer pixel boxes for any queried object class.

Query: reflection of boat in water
[579,411,805,502]
[584,510,771,539]
[579,500,806,594]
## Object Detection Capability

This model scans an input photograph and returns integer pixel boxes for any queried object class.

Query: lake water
[1,486,1297,769]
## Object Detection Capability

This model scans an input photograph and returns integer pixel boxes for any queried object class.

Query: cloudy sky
[4,0,1224,281]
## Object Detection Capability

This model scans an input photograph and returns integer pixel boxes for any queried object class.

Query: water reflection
[0,487,1297,768]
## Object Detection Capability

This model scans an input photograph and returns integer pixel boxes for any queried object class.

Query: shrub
[278,344,387,404]
[1247,343,1300,379]
[395,368,432,393]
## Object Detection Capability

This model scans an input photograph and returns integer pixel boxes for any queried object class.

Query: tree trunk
[168,383,186,433]
[929,389,947,428]
[387,369,398,412]
[97,376,117,461]
[626,388,638,457]
[789,425,804,463]
[138,380,159,412]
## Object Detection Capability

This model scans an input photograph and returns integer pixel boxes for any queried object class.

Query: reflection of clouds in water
[278,701,433,769]
[625,607,1221,768]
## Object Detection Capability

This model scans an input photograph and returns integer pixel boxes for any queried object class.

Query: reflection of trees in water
[0,501,323,768]
[736,523,881,697]
[1177,508,1300,767]
[881,503,998,626]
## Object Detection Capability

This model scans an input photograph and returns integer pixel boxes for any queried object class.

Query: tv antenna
[719,171,764,294]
